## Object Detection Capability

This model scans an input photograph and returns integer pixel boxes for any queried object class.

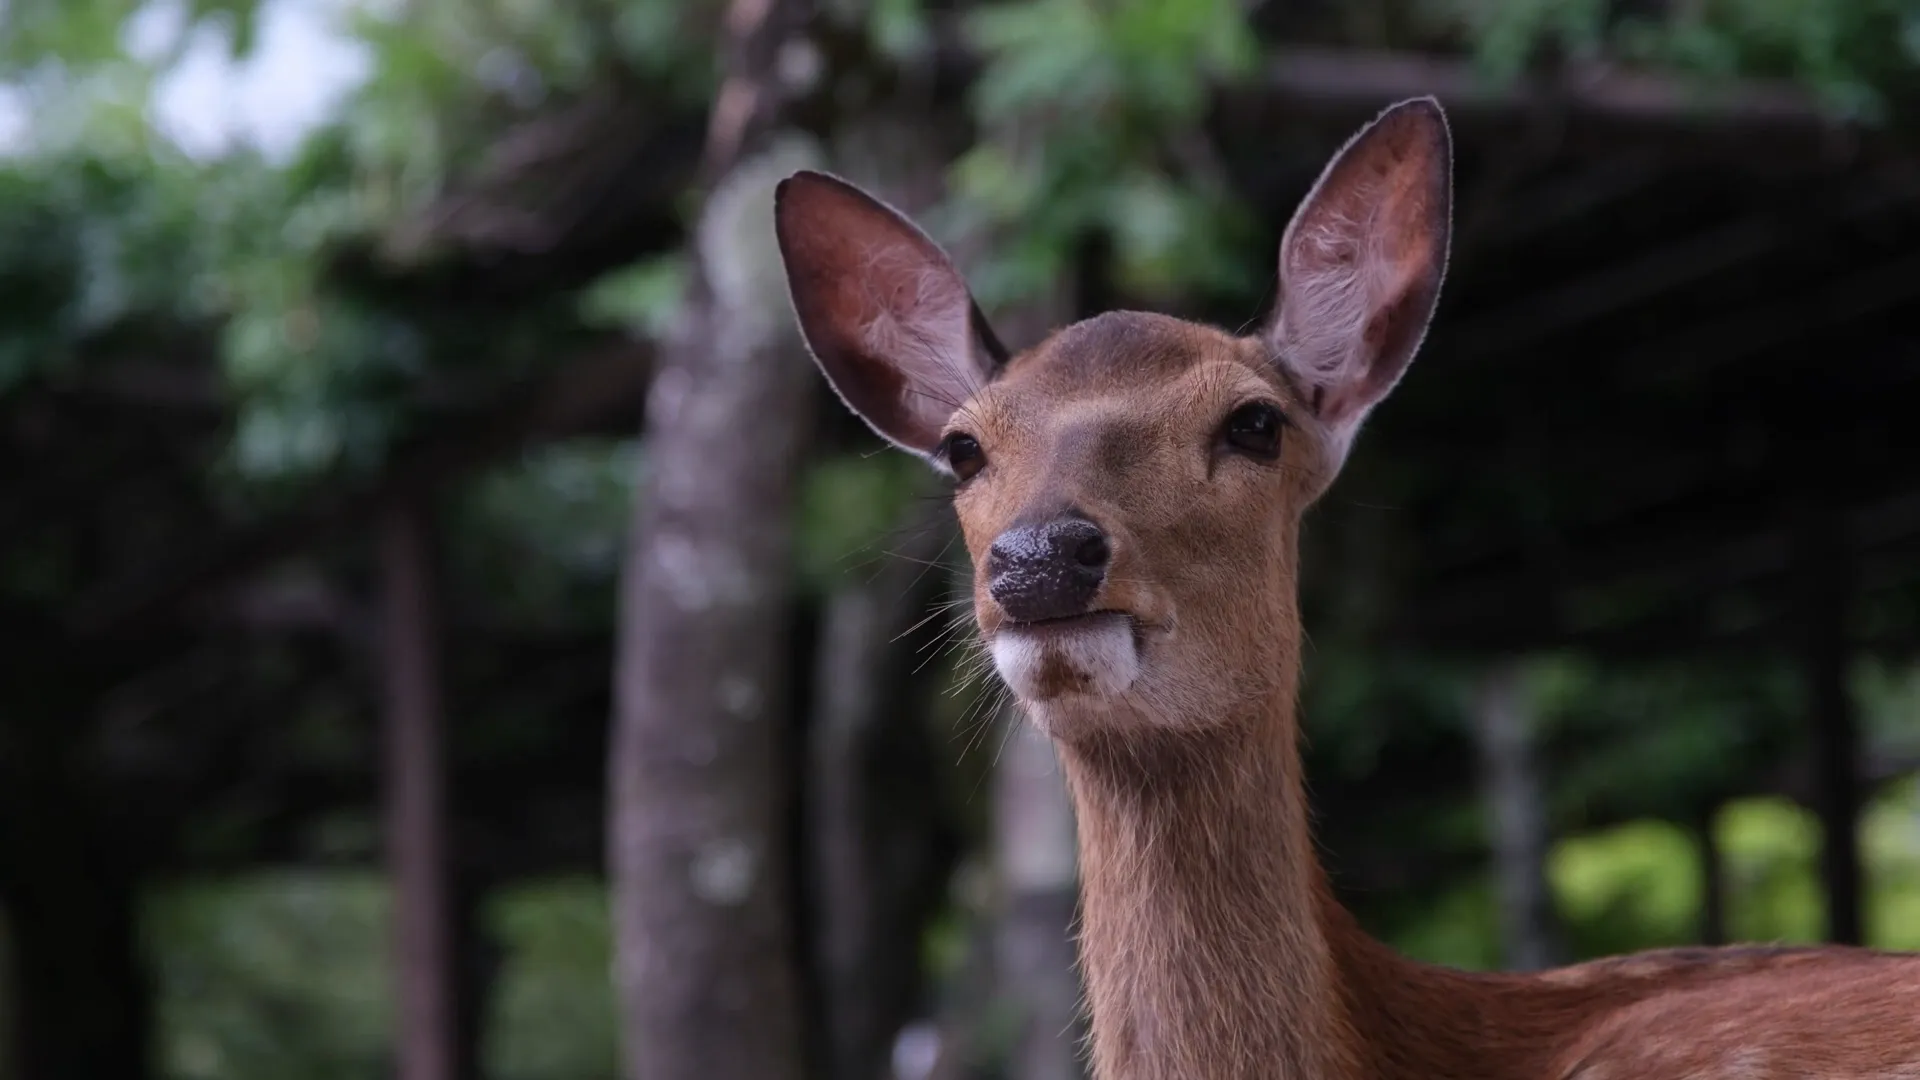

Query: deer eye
[942,433,986,482]
[1221,402,1285,460]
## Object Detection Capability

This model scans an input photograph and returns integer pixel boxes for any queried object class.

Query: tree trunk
[993,709,1085,1080]
[380,502,465,1080]
[808,498,963,1080]
[1472,663,1563,971]
[607,2,822,1077]
[804,108,970,1080]
[919,902,998,1080]
[972,289,1086,1080]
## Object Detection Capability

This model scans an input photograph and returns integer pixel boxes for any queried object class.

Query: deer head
[775,99,1451,747]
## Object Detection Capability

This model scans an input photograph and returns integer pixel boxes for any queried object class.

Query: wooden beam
[1386,510,1920,659]
[1614,249,1920,389]
[1457,158,1665,253]
[69,335,652,637]
[1404,487,1920,647]
[1389,604,1920,663]
[1436,170,1920,368]
[379,502,461,1080]
[1394,354,1920,587]
[1219,47,1881,169]
[345,38,1894,309]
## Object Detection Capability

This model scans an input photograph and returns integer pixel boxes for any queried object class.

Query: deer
[772,97,1920,1080]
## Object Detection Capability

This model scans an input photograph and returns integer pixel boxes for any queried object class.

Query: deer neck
[1055,634,1364,1080]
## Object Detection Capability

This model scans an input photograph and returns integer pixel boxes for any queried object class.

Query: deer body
[774,99,1920,1080]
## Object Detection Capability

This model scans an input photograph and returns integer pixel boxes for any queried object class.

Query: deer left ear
[1266,97,1452,461]
[774,170,1008,460]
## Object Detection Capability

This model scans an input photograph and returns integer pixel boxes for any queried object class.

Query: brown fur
[774,99,1920,1080]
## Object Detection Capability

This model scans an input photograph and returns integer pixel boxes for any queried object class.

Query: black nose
[986,516,1112,623]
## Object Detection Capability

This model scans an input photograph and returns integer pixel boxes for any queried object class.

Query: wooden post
[1794,493,1862,945]
[0,909,14,1080]
[1472,663,1562,971]
[1696,803,1728,946]
[381,502,457,1080]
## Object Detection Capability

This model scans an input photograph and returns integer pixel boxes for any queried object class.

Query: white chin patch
[989,614,1140,702]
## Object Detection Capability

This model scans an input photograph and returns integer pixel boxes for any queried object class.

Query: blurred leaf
[487,878,621,1080]
[453,439,638,628]
[1385,877,1504,970]
[794,453,929,594]
[1718,796,1825,944]
[1551,818,1701,956]
[1865,779,1920,950]
[148,872,392,1080]
[577,254,689,338]
[951,0,1260,309]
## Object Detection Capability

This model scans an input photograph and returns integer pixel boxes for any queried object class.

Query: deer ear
[1267,97,1452,460]
[774,170,1008,458]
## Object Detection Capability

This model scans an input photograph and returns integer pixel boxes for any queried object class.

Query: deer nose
[986,516,1111,623]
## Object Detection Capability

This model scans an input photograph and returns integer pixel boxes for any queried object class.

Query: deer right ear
[1266,97,1452,464]
[774,171,1008,459]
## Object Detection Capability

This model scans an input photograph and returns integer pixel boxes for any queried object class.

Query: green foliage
[863,0,936,60]
[2,0,719,493]
[147,873,623,1080]
[1442,0,1920,121]
[1,0,160,69]
[200,135,435,486]
[1387,782,1920,971]
[945,0,1262,306]
[1858,657,1920,749]
[1614,0,1920,120]
[1384,877,1504,970]
[1441,0,1612,79]
[1546,785,1920,962]
[577,253,690,339]
[339,0,716,196]
[0,149,230,391]
[486,879,620,1080]
[148,872,393,1080]
[1552,818,1702,956]
[1865,778,1920,950]
[794,453,934,595]
[1303,646,1475,776]
[1717,796,1826,943]
[1525,655,1799,822]
[453,440,639,628]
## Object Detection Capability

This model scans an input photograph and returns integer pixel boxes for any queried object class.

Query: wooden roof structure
[76,42,1920,659]
[1328,113,1920,662]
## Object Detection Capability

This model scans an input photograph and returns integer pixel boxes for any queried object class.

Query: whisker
[880,549,952,569]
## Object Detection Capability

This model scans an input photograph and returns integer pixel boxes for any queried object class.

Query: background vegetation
[3,0,1918,1078]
